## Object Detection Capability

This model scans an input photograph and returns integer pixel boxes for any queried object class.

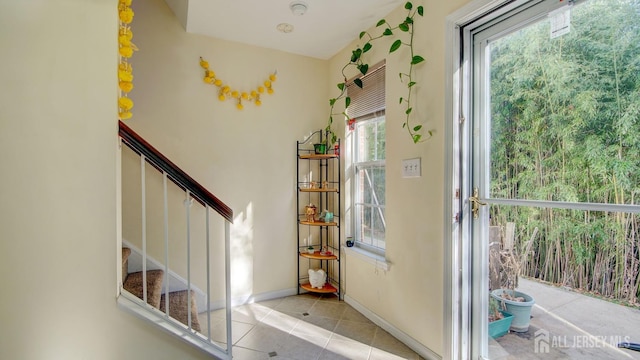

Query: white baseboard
[230,288,298,307]
[344,294,442,360]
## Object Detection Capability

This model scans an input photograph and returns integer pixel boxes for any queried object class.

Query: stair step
[123,269,164,309]
[121,248,131,283]
[159,290,201,332]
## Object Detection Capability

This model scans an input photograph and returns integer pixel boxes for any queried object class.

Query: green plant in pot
[490,227,537,333]
[325,1,430,149]
[488,296,513,339]
[313,143,327,154]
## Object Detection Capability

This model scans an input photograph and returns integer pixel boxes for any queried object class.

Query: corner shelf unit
[297,130,341,298]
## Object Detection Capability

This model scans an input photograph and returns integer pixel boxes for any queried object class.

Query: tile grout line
[232,304,278,348]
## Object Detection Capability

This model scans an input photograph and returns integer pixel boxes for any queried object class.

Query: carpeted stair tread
[160,290,201,332]
[123,269,164,309]
[122,248,131,283]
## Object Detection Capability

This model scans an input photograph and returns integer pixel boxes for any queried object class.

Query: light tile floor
[198,293,424,360]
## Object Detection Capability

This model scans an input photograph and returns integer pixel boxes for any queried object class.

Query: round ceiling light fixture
[289,1,308,16]
[276,23,294,33]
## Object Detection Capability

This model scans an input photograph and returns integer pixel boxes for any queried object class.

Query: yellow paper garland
[199,56,276,110]
[118,0,136,120]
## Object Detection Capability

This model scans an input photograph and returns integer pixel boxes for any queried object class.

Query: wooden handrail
[118,120,233,223]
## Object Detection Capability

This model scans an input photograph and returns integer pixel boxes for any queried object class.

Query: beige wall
[0,0,215,359]
[0,0,474,358]
[330,0,469,356]
[124,0,328,301]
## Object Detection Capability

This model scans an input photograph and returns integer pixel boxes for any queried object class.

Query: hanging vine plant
[327,1,430,145]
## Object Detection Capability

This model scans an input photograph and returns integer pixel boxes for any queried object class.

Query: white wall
[124,0,328,302]
[329,0,470,356]
[0,0,214,359]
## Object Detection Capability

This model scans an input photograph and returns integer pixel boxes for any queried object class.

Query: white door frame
[444,1,532,359]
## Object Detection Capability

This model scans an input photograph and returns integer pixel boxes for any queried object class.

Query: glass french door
[458,0,640,358]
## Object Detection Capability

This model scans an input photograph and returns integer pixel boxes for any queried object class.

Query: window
[348,61,386,255]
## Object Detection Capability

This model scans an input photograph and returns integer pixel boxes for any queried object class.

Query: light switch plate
[402,158,421,178]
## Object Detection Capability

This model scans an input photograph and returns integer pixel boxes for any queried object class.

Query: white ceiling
[164,0,405,60]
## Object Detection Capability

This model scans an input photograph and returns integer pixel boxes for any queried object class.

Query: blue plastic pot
[489,310,513,339]
[491,289,535,333]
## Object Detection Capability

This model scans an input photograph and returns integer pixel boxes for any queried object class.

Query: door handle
[469,187,487,219]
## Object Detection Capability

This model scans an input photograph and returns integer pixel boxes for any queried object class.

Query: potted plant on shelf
[313,143,327,155]
[490,227,537,333]
[488,296,513,339]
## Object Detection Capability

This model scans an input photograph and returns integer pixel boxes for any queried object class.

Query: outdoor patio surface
[490,278,640,359]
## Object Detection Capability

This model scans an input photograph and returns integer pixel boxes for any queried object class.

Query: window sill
[344,246,391,271]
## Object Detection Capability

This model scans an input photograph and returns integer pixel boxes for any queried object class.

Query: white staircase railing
[117,120,233,359]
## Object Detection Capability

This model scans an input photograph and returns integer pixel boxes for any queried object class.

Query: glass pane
[356,165,385,206]
[481,1,640,358]
[489,0,640,205]
[370,166,386,204]
[356,117,385,162]
[355,204,372,246]
[488,204,640,359]
[376,119,386,160]
[358,167,372,204]
[371,206,386,249]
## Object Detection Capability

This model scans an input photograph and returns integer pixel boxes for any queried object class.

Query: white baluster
[141,155,147,305]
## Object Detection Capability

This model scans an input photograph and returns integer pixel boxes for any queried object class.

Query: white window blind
[347,60,386,119]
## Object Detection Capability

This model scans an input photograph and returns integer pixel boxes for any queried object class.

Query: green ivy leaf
[413,125,422,131]
[358,63,369,75]
[383,28,393,36]
[413,134,421,143]
[345,97,351,108]
[406,107,413,115]
[403,123,407,128]
[354,78,363,88]
[411,55,425,65]
[417,6,424,16]
[399,23,409,32]
[406,17,414,24]
[351,48,363,62]
[408,81,416,87]
[337,83,345,91]
[405,2,413,10]
[376,19,386,27]
[329,98,337,106]
[389,40,402,53]
[359,31,367,39]
[332,134,337,143]
[363,42,372,53]
[399,97,403,104]
[328,116,333,124]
